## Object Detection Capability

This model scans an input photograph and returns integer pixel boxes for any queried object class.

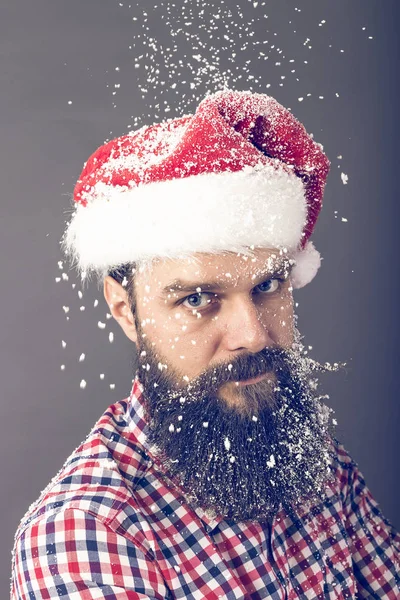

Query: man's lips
[235,373,269,387]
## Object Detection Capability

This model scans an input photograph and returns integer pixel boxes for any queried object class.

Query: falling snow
[56,2,374,400]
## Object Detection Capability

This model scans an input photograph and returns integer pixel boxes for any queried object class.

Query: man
[11,91,399,599]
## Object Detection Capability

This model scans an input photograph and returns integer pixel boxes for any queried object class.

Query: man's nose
[221,297,274,354]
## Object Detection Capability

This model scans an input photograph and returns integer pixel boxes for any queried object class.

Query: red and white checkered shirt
[11,376,400,599]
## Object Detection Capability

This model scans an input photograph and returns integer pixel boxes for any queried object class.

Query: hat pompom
[290,240,321,289]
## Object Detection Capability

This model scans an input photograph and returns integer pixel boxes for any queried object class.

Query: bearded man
[11,91,399,599]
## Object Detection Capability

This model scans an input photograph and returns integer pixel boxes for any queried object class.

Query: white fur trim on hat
[63,163,307,272]
[63,163,322,287]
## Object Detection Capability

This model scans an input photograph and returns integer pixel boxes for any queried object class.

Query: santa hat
[63,90,330,288]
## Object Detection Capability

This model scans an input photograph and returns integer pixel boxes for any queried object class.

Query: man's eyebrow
[160,260,294,297]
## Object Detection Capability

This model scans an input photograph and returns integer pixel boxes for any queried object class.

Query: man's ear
[103,276,138,344]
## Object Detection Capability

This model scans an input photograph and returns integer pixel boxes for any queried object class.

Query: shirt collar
[126,374,150,449]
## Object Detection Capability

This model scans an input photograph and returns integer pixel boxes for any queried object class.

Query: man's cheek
[159,311,202,343]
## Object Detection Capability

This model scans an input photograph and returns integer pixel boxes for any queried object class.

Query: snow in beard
[135,326,342,522]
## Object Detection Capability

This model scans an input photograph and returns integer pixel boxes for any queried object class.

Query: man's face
[133,247,295,411]
[105,247,334,522]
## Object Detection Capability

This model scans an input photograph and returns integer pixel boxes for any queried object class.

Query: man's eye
[182,293,212,310]
[255,278,282,294]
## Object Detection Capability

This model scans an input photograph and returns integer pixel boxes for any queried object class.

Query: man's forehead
[138,247,293,287]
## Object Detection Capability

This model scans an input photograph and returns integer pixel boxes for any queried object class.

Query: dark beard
[136,330,336,523]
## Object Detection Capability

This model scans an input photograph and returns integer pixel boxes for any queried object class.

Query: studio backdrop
[1,1,399,596]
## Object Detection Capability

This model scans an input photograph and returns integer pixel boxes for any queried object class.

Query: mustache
[185,346,296,395]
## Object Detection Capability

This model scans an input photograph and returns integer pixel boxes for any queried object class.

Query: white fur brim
[63,164,320,287]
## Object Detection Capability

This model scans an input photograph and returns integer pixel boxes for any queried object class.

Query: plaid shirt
[11,376,400,599]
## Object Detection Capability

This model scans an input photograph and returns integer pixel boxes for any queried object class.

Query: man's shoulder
[326,436,359,497]
[15,396,152,541]
[329,436,358,473]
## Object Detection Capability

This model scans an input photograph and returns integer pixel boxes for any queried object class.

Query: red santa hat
[63,90,330,288]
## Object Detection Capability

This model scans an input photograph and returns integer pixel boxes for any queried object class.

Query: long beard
[136,332,336,523]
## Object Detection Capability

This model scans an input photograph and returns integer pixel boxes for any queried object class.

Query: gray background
[2,0,399,594]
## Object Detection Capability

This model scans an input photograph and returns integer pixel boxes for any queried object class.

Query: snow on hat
[63,90,330,288]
